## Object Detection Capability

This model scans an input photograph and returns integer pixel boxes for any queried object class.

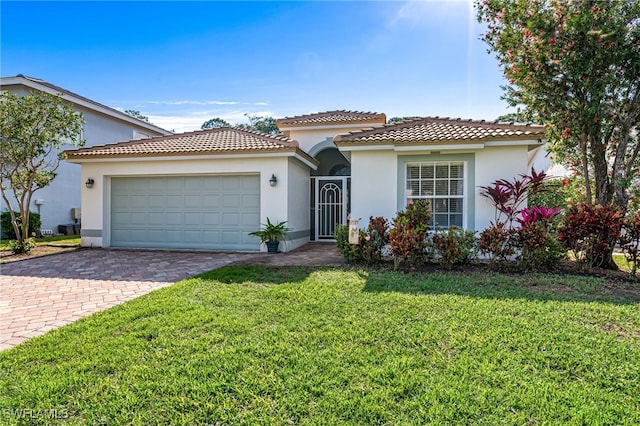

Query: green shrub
[1,210,41,240]
[8,237,37,254]
[335,217,389,265]
[432,226,476,268]
[335,224,363,263]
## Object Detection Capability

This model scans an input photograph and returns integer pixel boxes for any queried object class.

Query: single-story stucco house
[64,110,546,252]
[0,75,172,233]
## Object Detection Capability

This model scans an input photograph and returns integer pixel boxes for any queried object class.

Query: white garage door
[111,175,260,250]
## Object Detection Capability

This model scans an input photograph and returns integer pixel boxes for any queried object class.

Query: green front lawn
[1,267,639,425]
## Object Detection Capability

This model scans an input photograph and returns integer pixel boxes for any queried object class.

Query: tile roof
[1,75,171,135]
[277,110,386,127]
[65,127,316,163]
[333,116,546,145]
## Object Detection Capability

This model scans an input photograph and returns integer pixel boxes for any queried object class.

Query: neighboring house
[0,75,172,233]
[65,111,546,252]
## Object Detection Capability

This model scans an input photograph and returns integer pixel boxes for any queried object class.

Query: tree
[201,117,230,129]
[237,114,280,135]
[0,91,84,253]
[477,0,640,211]
[388,116,421,124]
[124,109,149,122]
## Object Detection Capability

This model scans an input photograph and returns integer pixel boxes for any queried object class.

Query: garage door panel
[222,212,240,226]
[184,213,202,225]
[222,177,242,191]
[131,197,148,208]
[111,175,260,250]
[165,213,183,226]
[166,196,183,208]
[165,178,184,191]
[184,195,202,208]
[203,213,220,225]
[111,196,130,210]
[148,213,164,225]
[203,195,221,207]
[130,212,148,225]
[243,194,260,209]
[183,230,203,242]
[130,180,148,193]
[243,212,260,226]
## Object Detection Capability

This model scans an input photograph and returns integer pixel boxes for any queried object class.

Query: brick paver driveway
[0,249,258,350]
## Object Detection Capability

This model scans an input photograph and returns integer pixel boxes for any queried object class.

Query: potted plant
[249,218,291,253]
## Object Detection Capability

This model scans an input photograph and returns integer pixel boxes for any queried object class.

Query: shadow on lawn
[196,265,315,286]
[360,267,640,306]
[198,264,639,306]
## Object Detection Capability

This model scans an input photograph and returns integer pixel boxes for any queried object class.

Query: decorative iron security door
[314,177,349,240]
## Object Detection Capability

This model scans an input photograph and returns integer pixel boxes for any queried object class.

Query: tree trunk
[580,133,592,203]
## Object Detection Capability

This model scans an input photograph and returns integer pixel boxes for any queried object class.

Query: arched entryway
[310,147,350,240]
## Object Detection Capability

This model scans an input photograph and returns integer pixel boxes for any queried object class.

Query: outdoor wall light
[269,174,278,187]
[85,178,95,189]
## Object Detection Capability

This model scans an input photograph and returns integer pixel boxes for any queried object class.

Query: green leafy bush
[335,217,389,265]
[558,203,623,268]
[1,211,41,240]
[432,226,476,268]
[8,237,37,254]
[335,224,363,263]
[388,200,432,269]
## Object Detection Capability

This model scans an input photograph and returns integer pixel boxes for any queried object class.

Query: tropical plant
[558,203,623,269]
[477,0,640,267]
[432,226,477,268]
[388,200,432,269]
[248,218,290,243]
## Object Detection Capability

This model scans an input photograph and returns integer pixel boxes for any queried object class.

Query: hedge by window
[405,162,464,229]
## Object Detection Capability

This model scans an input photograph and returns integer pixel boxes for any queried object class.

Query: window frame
[404,160,467,230]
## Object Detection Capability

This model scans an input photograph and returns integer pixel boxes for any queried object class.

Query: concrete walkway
[0,243,344,350]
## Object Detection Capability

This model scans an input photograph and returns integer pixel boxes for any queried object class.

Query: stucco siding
[286,158,311,251]
[287,127,380,154]
[79,156,301,251]
[349,150,398,227]
[474,145,529,231]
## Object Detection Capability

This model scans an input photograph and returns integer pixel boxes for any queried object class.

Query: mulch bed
[0,245,80,264]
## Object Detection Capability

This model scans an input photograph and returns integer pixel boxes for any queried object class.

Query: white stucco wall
[77,155,310,252]
[286,158,312,251]
[347,144,531,232]
[349,150,398,226]
[474,145,529,231]
[286,126,383,155]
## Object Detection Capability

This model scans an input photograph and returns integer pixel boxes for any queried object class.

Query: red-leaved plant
[558,203,623,268]
[389,200,432,269]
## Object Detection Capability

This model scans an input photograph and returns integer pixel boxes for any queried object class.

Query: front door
[312,177,350,240]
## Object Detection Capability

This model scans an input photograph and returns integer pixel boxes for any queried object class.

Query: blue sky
[2,1,513,132]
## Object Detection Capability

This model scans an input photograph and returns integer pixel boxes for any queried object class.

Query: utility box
[71,208,81,220]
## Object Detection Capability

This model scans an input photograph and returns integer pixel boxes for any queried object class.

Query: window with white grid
[405,162,464,229]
